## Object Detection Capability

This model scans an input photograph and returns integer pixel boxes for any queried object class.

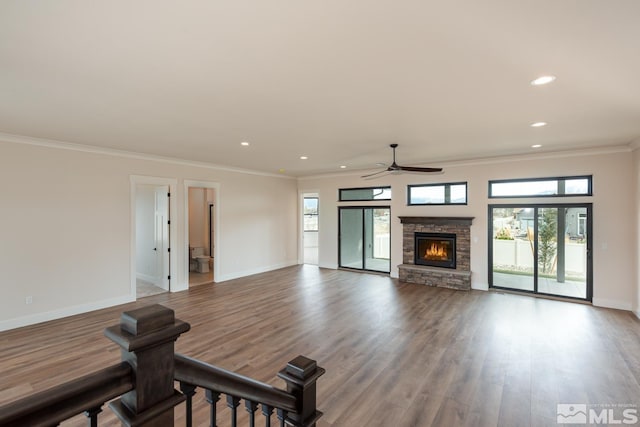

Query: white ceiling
[1,1,639,176]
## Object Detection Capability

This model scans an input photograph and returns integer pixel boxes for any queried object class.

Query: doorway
[135,185,170,297]
[131,175,177,298]
[338,206,391,273]
[184,180,219,288]
[489,204,592,301]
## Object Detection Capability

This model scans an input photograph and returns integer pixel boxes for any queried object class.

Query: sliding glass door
[489,204,592,301]
[339,207,390,273]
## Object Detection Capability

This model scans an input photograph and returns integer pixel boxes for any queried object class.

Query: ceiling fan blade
[362,144,443,178]
[397,165,443,173]
[361,169,390,178]
[362,171,391,180]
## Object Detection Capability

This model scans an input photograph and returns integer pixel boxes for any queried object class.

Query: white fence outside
[493,239,587,275]
[374,234,390,259]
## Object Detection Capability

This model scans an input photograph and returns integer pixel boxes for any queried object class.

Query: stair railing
[0,304,324,427]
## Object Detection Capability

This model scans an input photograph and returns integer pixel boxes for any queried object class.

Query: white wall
[0,137,298,330]
[299,148,636,312]
[188,187,215,256]
[188,188,206,250]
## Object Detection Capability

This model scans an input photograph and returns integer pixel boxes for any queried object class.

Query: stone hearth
[398,216,474,290]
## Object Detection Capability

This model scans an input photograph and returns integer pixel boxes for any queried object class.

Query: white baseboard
[592,298,633,311]
[0,294,135,332]
[472,282,489,291]
[136,272,160,286]
[215,260,298,283]
[318,262,338,270]
[171,282,189,292]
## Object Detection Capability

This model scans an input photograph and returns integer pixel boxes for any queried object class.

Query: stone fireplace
[398,216,473,290]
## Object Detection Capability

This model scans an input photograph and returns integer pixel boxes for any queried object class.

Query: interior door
[155,187,170,290]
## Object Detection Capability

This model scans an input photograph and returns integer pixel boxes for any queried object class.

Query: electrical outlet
[25,296,33,305]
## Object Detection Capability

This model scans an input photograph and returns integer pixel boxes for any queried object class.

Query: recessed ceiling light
[531,75,556,86]
[300,156,308,160]
[530,122,547,127]
[340,165,347,169]
[531,144,542,148]
[240,141,250,146]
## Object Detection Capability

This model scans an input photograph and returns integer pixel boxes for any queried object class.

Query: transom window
[489,176,592,198]
[408,182,467,205]
[339,187,391,201]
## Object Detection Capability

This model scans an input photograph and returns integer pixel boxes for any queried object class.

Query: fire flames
[425,242,449,260]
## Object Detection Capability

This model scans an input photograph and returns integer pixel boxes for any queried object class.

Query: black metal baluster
[277,409,286,427]
[205,389,221,427]
[84,406,102,427]
[180,382,197,427]
[227,395,241,427]
[262,404,273,427]
[245,400,258,427]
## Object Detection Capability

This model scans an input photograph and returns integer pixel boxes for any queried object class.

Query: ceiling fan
[361,144,443,178]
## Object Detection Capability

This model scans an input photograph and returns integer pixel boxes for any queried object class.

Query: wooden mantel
[398,216,474,226]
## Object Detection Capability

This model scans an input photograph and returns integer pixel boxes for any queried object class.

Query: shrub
[495,228,514,240]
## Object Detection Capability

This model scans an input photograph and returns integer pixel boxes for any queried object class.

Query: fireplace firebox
[414,232,456,269]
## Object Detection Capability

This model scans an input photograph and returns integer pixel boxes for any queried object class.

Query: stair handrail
[0,304,325,427]
[0,362,133,427]
[174,353,298,413]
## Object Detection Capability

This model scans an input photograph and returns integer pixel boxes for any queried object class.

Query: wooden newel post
[104,304,190,426]
[277,355,325,427]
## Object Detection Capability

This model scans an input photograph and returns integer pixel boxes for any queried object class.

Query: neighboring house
[514,207,586,240]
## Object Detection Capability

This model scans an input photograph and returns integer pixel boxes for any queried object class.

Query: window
[408,182,467,205]
[489,176,592,198]
[303,197,319,231]
[339,187,391,202]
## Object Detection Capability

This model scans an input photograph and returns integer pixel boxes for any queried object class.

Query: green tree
[538,209,557,274]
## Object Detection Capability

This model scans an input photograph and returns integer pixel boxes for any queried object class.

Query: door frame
[130,175,178,297]
[209,203,215,258]
[300,192,320,265]
[299,190,320,265]
[154,186,170,290]
[488,203,593,302]
[338,205,391,274]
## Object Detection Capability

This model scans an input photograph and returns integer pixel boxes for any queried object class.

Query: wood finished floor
[1,265,640,426]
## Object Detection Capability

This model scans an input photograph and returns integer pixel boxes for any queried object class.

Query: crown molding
[1,131,632,182]
[431,144,632,168]
[0,131,295,180]
[629,138,640,151]
[298,144,633,181]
